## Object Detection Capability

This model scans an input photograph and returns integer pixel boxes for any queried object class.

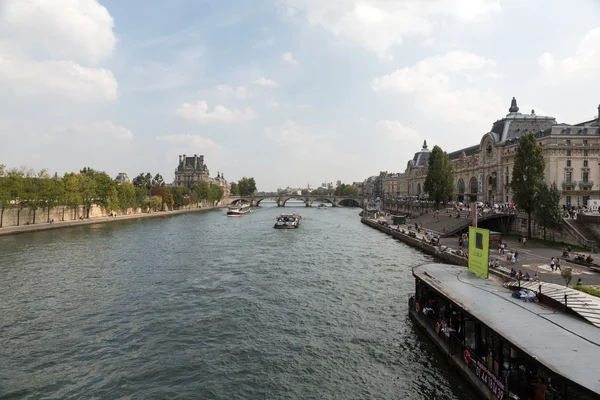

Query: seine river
[0,202,478,399]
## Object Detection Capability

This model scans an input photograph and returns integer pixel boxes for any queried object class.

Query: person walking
[550,257,555,272]
[555,258,561,271]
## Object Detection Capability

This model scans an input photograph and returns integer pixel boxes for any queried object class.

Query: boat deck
[414,263,600,396]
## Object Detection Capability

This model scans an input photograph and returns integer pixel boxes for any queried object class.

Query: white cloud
[0,0,117,64]
[156,134,222,151]
[371,51,501,125]
[53,120,133,143]
[266,98,282,108]
[371,51,495,94]
[0,57,117,101]
[176,101,258,123]
[0,0,118,101]
[539,27,600,84]
[278,0,502,58]
[215,84,234,95]
[282,52,298,64]
[252,77,279,87]
[235,86,249,99]
[378,120,422,142]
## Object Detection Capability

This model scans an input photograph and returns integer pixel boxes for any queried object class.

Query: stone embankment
[0,206,224,237]
[361,218,510,281]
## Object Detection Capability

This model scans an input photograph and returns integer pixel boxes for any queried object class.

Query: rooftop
[414,263,600,396]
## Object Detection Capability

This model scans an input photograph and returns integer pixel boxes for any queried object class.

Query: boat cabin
[410,263,600,400]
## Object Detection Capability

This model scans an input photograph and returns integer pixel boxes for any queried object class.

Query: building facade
[401,98,600,207]
[210,172,231,198]
[174,154,210,188]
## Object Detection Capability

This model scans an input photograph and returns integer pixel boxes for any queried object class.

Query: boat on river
[316,203,327,210]
[409,263,600,400]
[227,204,251,216]
[274,213,301,229]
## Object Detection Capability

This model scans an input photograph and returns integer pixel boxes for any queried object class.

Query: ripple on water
[0,207,478,399]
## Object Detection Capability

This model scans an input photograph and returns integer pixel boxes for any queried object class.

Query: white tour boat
[227,204,251,216]
[274,213,301,229]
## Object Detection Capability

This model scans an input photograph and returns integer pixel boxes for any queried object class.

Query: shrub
[571,285,600,298]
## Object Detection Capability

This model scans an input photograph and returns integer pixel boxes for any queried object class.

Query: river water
[0,202,478,399]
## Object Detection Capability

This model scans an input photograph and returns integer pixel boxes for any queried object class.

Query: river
[0,202,478,399]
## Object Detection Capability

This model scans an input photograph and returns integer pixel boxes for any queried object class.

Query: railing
[579,180,593,186]
[562,180,576,186]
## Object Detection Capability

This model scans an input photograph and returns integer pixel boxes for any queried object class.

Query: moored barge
[409,263,600,400]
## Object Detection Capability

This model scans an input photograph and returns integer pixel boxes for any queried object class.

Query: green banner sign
[468,226,489,279]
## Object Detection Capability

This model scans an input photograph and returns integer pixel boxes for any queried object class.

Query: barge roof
[414,263,600,395]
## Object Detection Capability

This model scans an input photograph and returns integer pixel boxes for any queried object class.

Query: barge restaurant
[409,263,600,400]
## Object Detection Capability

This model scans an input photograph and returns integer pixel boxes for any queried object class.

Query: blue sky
[1,0,600,191]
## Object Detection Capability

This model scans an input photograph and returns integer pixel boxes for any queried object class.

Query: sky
[1,0,600,192]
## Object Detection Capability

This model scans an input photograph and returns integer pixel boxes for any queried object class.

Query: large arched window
[457,178,465,194]
[469,177,478,194]
[417,183,422,195]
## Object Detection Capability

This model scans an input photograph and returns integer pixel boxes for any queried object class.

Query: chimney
[182,154,186,168]
[179,155,182,165]
[194,154,198,169]
[199,155,205,168]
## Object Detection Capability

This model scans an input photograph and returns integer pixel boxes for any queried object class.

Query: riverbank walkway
[374,216,600,287]
[0,206,223,237]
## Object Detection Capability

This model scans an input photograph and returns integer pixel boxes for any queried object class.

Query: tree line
[0,166,225,227]
[229,177,257,196]
[422,132,561,238]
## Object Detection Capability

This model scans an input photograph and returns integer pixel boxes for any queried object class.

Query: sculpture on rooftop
[509,97,519,113]
[422,140,428,149]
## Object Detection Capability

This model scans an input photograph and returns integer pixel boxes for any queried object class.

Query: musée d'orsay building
[399,98,600,208]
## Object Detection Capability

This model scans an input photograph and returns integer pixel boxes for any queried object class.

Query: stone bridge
[228,195,364,207]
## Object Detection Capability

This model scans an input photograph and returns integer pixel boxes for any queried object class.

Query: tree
[207,184,224,205]
[561,267,573,287]
[117,182,137,212]
[63,173,83,220]
[193,181,210,206]
[230,182,240,196]
[41,173,63,223]
[135,186,150,211]
[171,186,191,209]
[133,172,152,192]
[152,174,165,187]
[511,132,546,238]
[149,196,163,212]
[7,168,25,226]
[424,145,455,206]
[0,167,13,227]
[342,184,359,197]
[301,188,310,196]
[151,186,174,210]
[534,182,562,240]
[93,172,118,212]
[79,173,97,218]
[237,177,257,196]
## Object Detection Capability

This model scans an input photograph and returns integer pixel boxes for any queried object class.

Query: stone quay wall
[0,200,218,228]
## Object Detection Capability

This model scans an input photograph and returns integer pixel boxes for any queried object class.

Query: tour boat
[227,204,251,216]
[316,203,327,210]
[274,213,301,229]
[409,263,600,400]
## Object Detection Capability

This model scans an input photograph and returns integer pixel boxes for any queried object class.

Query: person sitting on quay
[517,270,524,280]
[577,278,583,286]
[534,272,540,282]
[509,268,516,278]
[586,255,594,263]
[524,272,531,281]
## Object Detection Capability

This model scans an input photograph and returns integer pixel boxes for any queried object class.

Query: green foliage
[571,285,600,298]
[132,172,153,192]
[511,132,546,238]
[117,182,137,211]
[561,267,573,287]
[149,196,163,212]
[193,180,210,204]
[342,184,359,197]
[424,145,455,205]
[230,182,240,196]
[534,182,562,240]
[151,186,174,210]
[171,186,191,208]
[152,174,165,187]
[207,184,224,204]
[237,177,257,196]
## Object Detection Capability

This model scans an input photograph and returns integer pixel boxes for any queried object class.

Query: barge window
[464,319,476,351]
